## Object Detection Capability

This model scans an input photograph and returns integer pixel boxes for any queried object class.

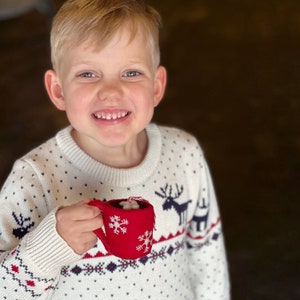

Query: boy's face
[45,26,166,158]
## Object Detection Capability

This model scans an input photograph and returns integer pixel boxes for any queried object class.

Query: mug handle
[88,200,111,253]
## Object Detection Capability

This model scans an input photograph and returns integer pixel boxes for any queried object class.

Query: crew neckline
[56,123,162,187]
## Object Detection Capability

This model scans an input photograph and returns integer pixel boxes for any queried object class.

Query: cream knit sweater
[0,124,230,299]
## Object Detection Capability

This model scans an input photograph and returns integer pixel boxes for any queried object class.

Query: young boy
[0,0,230,299]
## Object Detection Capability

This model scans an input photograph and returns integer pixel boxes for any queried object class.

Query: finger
[70,234,98,255]
[74,198,92,206]
[77,231,99,245]
[75,200,103,219]
[57,203,101,222]
[56,216,102,250]
[77,215,103,233]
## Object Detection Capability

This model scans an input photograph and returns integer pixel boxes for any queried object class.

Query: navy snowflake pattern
[61,239,185,277]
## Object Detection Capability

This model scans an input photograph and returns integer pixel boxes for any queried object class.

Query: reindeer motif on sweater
[191,197,210,232]
[155,184,192,225]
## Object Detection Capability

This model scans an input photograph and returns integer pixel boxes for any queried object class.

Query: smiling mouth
[92,111,130,120]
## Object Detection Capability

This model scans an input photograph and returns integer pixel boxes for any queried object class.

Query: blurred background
[0,0,298,299]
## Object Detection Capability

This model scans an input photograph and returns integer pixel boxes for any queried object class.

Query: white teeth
[93,112,128,120]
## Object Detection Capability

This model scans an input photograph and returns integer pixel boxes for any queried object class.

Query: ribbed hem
[56,123,162,187]
[24,209,81,276]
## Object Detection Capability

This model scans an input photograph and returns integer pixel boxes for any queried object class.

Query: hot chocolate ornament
[89,197,155,259]
[120,197,143,210]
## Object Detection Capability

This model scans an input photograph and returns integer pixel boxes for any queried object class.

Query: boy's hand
[56,199,103,255]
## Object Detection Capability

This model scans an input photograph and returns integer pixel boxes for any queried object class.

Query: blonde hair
[50,0,162,73]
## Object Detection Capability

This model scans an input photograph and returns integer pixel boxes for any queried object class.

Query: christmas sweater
[0,124,230,299]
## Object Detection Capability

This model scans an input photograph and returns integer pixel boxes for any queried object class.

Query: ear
[44,70,66,111]
[153,66,167,107]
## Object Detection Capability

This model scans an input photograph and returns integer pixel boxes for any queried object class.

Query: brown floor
[0,1,298,299]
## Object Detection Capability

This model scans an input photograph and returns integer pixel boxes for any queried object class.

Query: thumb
[75,198,92,206]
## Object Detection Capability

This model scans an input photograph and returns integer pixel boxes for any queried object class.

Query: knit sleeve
[186,155,230,299]
[0,159,81,299]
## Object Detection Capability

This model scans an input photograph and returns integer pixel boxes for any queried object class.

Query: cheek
[133,84,156,105]
[63,92,88,121]
[64,85,91,108]
[136,98,155,123]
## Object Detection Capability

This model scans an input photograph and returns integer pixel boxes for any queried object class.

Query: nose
[97,79,123,102]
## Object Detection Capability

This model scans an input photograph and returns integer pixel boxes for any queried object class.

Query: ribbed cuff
[24,208,81,276]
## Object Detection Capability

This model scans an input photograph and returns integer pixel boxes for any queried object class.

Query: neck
[72,129,148,169]
[101,132,148,168]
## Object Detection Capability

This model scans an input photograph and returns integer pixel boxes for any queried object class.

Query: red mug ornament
[89,197,155,259]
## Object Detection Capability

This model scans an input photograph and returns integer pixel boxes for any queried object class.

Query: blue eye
[79,72,96,78]
[124,71,140,77]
